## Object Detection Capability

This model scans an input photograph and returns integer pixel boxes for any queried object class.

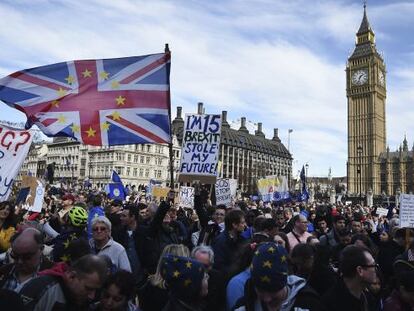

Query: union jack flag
[0,53,171,146]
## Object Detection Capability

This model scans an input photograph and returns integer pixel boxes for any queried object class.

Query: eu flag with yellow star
[0,53,171,146]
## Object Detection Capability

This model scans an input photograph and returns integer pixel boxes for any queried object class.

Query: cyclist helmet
[68,206,88,227]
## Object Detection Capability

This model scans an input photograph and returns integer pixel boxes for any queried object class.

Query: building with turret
[347,5,413,196]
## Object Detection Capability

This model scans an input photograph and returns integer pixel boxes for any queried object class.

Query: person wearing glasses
[90,216,131,272]
[0,228,53,292]
[323,245,380,311]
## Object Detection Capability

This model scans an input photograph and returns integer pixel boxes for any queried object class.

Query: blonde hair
[149,244,190,288]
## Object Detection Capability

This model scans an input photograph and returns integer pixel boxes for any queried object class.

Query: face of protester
[295,216,308,234]
[0,203,11,220]
[283,210,292,221]
[63,198,74,207]
[110,204,121,214]
[65,271,102,306]
[256,286,288,311]
[317,220,327,232]
[139,208,150,220]
[274,235,286,248]
[275,214,285,227]
[339,234,352,246]
[352,221,363,234]
[233,217,247,233]
[379,231,389,242]
[100,283,128,311]
[92,222,110,243]
[357,252,378,285]
[120,210,133,227]
[168,208,178,221]
[214,209,225,224]
[334,219,346,231]
[194,251,212,271]
[369,275,381,295]
[11,236,42,275]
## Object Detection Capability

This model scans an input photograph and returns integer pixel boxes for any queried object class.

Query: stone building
[347,5,413,196]
[19,136,181,190]
[172,103,292,194]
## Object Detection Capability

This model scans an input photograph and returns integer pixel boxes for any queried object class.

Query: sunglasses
[93,226,108,232]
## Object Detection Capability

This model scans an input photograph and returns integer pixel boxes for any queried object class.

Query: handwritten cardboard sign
[215,178,232,207]
[0,125,33,202]
[399,194,414,228]
[178,114,221,184]
[179,186,194,208]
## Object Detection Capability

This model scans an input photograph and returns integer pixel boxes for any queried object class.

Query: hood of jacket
[38,261,68,277]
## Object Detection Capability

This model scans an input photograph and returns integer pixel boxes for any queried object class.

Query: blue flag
[300,165,309,202]
[108,183,125,200]
[110,170,126,199]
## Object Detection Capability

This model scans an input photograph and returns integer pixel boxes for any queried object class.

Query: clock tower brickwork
[346,6,386,195]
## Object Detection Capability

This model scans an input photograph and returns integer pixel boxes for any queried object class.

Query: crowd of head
[0,185,413,311]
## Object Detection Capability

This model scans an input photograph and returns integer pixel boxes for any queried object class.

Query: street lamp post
[357,145,363,203]
[288,129,293,152]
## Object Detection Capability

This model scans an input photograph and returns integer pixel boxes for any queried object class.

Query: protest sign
[178,114,222,184]
[257,175,289,202]
[0,125,34,202]
[179,186,194,208]
[215,178,232,207]
[229,179,238,198]
[376,207,389,217]
[20,175,45,212]
[399,194,414,228]
[152,186,170,200]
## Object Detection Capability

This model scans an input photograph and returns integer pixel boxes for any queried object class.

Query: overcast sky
[0,0,413,178]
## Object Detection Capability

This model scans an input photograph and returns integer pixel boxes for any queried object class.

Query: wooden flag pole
[165,43,174,191]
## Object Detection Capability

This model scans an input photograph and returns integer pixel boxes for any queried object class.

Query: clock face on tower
[379,70,385,86]
[351,69,368,85]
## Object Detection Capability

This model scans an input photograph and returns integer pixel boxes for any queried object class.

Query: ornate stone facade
[347,6,386,195]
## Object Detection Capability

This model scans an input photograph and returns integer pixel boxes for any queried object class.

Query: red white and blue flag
[0,53,171,146]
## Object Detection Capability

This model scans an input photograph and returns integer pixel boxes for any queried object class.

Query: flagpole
[165,43,174,191]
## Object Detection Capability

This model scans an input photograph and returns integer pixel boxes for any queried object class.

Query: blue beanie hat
[251,242,288,291]
[161,255,205,299]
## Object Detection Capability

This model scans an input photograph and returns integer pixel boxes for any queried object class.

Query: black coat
[135,201,180,274]
[322,278,380,311]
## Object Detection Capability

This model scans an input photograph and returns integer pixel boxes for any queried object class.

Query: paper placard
[152,186,170,199]
[178,114,221,184]
[376,207,389,217]
[179,186,194,208]
[215,178,232,207]
[399,194,414,228]
[0,125,34,202]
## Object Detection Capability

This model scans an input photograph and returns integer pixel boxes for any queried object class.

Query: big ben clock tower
[347,4,386,196]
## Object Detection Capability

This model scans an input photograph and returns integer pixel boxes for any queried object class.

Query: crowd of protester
[0,183,413,311]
